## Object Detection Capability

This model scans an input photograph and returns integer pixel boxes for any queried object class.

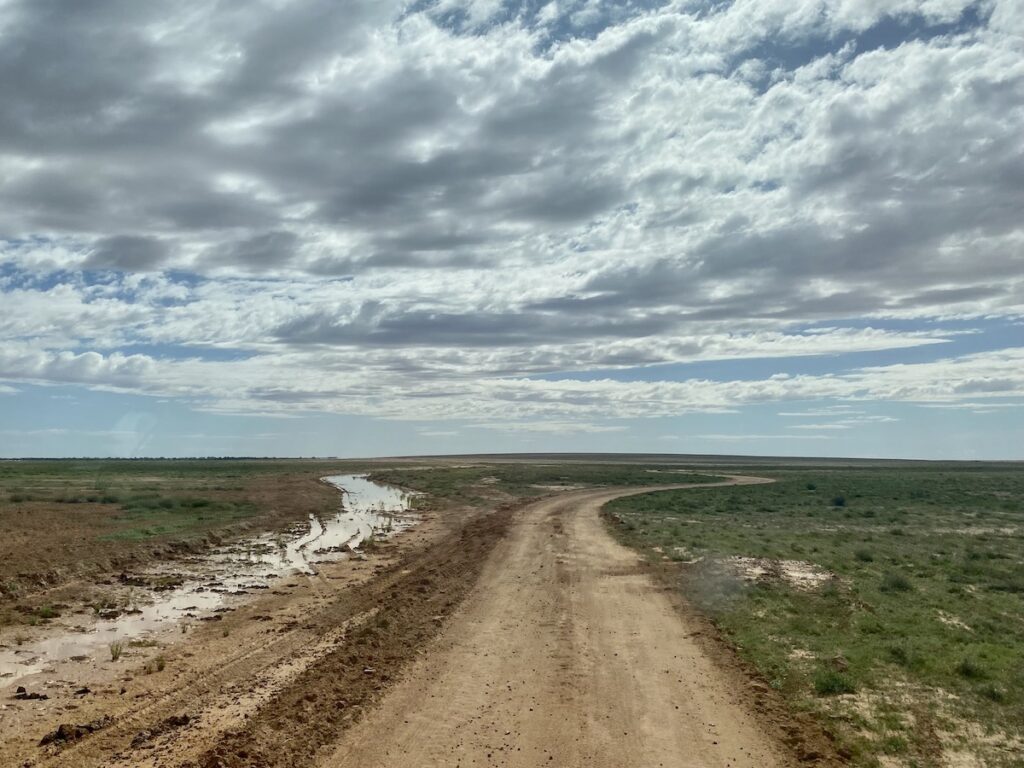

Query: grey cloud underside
[1,0,1024,420]
[85,235,172,271]
[274,306,678,347]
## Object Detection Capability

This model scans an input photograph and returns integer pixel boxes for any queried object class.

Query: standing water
[0,475,417,686]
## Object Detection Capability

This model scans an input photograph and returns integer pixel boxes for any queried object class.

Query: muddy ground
[1,488,506,767]
[0,462,357,619]
[0,473,839,768]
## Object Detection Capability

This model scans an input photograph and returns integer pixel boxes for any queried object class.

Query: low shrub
[955,657,986,680]
[880,572,913,593]
[813,668,857,695]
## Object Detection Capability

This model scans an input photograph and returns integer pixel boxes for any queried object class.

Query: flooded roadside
[0,475,417,687]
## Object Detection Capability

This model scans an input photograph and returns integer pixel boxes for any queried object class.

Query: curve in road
[321,475,792,768]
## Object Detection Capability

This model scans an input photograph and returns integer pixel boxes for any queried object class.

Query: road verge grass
[604,468,1024,767]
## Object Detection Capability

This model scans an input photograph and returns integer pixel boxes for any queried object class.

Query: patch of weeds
[880,734,909,755]
[813,668,857,696]
[979,683,1006,703]
[887,644,913,667]
[33,604,61,620]
[0,579,22,598]
[109,640,125,661]
[880,572,913,593]
[955,657,986,680]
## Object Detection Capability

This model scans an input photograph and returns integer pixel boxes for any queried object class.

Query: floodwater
[0,475,417,686]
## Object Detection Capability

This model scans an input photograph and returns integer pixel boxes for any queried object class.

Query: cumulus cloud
[1,0,1022,434]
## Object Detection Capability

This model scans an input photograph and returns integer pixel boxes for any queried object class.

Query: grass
[1,461,322,544]
[109,640,124,661]
[369,463,724,505]
[33,604,61,620]
[0,458,366,623]
[879,571,913,593]
[101,497,259,541]
[604,466,1024,767]
[814,668,857,695]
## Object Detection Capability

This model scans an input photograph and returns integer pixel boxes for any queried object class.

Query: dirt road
[7,477,801,768]
[321,476,792,768]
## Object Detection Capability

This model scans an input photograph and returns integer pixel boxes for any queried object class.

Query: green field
[0,459,356,615]
[0,458,721,622]
[605,467,1024,767]
[368,462,724,502]
[5,456,1021,766]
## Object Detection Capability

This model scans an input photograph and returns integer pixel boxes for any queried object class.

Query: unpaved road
[322,476,792,768]
[6,476,807,768]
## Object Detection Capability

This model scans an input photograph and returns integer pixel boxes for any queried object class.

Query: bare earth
[4,477,802,768]
[323,477,791,768]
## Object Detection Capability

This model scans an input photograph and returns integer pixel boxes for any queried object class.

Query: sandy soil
[0,497,496,768]
[3,476,828,768]
[321,477,794,768]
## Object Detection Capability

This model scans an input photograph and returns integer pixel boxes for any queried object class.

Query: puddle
[0,475,417,686]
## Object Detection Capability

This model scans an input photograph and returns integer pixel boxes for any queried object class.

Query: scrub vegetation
[605,467,1024,767]
[0,458,720,627]
[368,462,724,503]
[0,458,361,621]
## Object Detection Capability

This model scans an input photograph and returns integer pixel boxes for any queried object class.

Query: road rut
[321,476,792,768]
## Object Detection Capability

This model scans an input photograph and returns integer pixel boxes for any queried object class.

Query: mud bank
[0,475,417,688]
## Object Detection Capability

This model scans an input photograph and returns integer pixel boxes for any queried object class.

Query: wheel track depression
[321,475,793,768]
[13,475,794,768]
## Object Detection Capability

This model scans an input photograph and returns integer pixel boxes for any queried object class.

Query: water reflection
[0,475,417,685]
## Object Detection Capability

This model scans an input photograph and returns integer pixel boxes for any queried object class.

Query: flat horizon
[2,2,1022,459]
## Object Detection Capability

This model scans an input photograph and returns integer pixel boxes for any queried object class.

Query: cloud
[84,235,173,271]
[0,428,137,438]
[788,423,852,430]
[1,0,1022,440]
[695,434,833,441]
[470,421,629,434]
[779,406,863,417]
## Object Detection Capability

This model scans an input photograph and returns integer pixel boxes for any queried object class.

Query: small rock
[13,687,48,701]
[38,716,112,746]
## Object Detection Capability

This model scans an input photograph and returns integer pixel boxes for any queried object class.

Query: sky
[0,0,1023,460]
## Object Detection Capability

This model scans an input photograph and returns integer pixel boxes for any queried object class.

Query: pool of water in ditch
[0,475,417,685]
